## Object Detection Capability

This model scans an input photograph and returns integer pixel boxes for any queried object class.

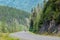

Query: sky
[0,0,43,12]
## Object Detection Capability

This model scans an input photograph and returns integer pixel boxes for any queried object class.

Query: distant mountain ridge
[0,6,30,25]
[0,6,30,32]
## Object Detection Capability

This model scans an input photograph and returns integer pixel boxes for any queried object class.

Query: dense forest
[0,6,30,33]
[29,0,60,34]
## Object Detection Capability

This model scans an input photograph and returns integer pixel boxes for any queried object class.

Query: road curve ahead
[9,31,60,40]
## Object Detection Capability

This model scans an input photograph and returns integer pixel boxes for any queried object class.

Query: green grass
[0,33,19,40]
[29,32,60,37]
[39,32,60,37]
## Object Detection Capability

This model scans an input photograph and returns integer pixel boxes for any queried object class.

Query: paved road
[9,31,60,40]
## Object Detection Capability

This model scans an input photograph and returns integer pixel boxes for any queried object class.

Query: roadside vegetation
[29,0,60,36]
[0,33,19,40]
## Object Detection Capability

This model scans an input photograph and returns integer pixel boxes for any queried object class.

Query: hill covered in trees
[29,0,60,34]
[0,6,30,33]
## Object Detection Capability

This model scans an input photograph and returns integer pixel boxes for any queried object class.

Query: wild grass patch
[0,33,19,40]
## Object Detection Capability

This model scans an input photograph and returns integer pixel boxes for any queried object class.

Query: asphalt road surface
[9,31,60,40]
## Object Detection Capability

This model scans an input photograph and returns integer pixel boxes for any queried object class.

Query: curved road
[9,31,60,40]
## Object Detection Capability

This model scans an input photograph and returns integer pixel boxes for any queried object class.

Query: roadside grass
[0,33,19,40]
[29,31,60,37]
[39,32,60,37]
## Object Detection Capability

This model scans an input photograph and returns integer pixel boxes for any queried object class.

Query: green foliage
[0,6,30,33]
[29,4,43,33]
[29,0,60,33]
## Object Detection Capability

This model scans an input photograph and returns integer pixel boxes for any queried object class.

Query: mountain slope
[0,6,30,32]
[0,6,30,24]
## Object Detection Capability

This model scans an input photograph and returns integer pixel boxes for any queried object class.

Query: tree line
[29,0,60,34]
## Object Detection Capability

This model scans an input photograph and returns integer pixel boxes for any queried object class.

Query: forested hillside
[29,0,60,34]
[0,6,30,33]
